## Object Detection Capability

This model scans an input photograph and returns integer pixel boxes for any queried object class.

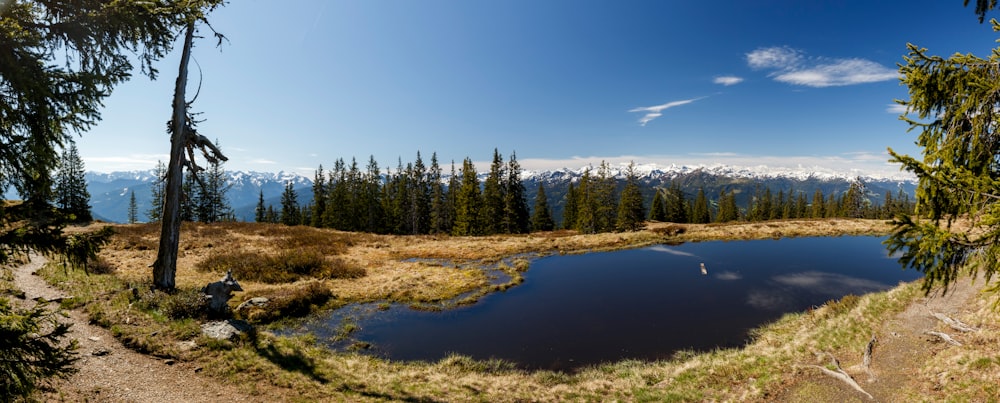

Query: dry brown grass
[42,218,934,401]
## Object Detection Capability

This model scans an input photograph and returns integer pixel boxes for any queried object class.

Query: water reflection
[293,236,920,371]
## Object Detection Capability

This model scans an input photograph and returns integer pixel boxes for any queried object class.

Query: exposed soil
[774,274,986,402]
[10,255,260,403]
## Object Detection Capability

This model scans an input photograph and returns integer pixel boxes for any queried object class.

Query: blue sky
[78,0,1000,176]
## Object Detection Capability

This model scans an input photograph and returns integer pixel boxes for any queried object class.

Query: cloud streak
[629,97,704,126]
[713,76,744,86]
[747,46,897,87]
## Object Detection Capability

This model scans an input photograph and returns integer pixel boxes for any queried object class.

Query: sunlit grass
[39,218,965,401]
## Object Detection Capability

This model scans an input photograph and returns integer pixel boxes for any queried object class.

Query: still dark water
[299,236,921,371]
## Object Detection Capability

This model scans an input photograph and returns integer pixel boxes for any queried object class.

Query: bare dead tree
[152,21,227,290]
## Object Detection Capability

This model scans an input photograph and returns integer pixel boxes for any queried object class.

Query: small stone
[164,359,176,365]
[88,336,101,342]
[201,319,253,342]
[92,348,111,357]
[194,367,203,373]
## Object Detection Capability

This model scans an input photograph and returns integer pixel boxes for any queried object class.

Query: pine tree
[649,189,667,222]
[811,189,825,218]
[362,156,385,233]
[52,142,92,222]
[530,183,555,232]
[180,170,197,222]
[255,190,266,223]
[148,160,167,223]
[311,164,326,227]
[716,189,739,223]
[562,182,578,230]
[453,158,482,236]
[593,161,618,232]
[409,152,430,234]
[127,191,138,224]
[574,168,596,233]
[692,187,711,224]
[615,162,646,231]
[444,160,460,233]
[429,153,447,234]
[664,183,689,223]
[503,151,530,234]
[196,142,231,223]
[480,149,506,235]
[280,182,301,226]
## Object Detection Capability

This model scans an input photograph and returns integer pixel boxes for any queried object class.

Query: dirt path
[776,275,985,402]
[11,255,259,403]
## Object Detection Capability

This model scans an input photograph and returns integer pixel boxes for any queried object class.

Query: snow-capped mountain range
[44,164,916,224]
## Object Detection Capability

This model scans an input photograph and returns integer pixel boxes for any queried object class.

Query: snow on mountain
[520,162,915,184]
[80,163,915,224]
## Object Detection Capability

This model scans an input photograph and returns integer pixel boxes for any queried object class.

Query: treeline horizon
[251,149,916,234]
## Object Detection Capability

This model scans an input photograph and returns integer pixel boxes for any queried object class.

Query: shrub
[0,298,78,399]
[198,248,365,284]
[240,282,334,323]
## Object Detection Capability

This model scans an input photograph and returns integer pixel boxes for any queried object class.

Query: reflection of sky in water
[296,236,923,371]
[747,271,889,310]
[648,245,697,257]
[714,271,743,281]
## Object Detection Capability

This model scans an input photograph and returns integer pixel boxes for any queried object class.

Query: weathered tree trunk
[152,22,195,290]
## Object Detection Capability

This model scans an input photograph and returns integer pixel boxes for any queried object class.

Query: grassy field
[27,218,1000,401]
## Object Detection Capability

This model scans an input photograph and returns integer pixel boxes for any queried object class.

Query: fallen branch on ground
[925,330,962,346]
[929,310,978,333]
[803,352,874,400]
[862,334,877,382]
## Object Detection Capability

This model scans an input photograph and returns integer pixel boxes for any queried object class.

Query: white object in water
[700,263,707,275]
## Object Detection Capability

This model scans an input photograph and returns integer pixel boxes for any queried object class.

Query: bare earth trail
[776,274,986,402]
[11,255,259,403]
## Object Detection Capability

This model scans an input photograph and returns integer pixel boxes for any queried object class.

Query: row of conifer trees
[254,150,915,233]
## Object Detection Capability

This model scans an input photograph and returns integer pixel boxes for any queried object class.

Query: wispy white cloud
[747,46,803,70]
[629,97,704,126]
[747,46,897,87]
[713,76,744,86]
[886,103,908,114]
[84,154,168,172]
[249,158,277,165]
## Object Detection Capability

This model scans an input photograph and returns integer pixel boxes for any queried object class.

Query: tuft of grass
[240,282,334,324]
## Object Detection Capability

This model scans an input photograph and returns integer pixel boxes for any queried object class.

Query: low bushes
[238,281,334,323]
[196,248,364,284]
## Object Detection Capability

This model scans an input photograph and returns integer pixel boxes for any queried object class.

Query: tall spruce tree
[429,153,447,234]
[503,151,530,234]
[649,189,667,222]
[195,140,231,223]
[530,183,555,232]
[811,189,825,218]
[409,152,430,234]
[563,182,578,230]
[147,161,167,222]
[311,164,326,227]
[692,187,711,224]
[53,142,92,222]
[255,190,266,223]
[480,149,506,235]
[593,161,618,232]
[280,182,301,226]
[616,162,646,232]
[453,158,482,236]
[128,191,138,224]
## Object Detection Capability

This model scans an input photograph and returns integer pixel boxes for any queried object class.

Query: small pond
[289,236,921,371]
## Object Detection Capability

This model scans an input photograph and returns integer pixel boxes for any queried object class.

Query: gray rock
[200,319,253,342]
[235,297,269,312]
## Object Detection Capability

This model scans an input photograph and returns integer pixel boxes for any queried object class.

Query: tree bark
[152,22,195,290]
